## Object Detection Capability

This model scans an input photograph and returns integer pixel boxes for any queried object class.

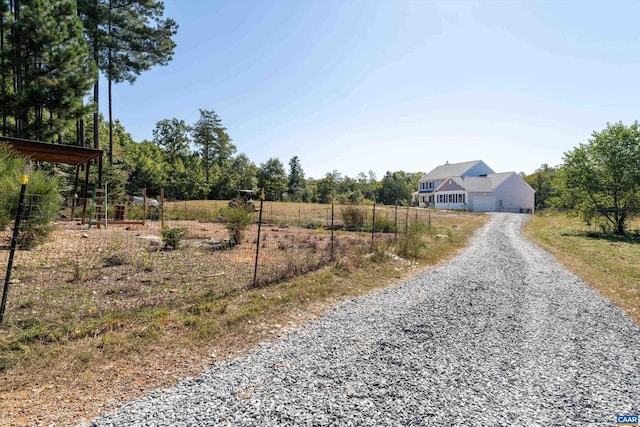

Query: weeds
[0,204,488,426]
[103,254,127,267]
[161,226,187,249]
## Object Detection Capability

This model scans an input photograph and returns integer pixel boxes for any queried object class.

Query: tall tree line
[0,0,176,154]
[0,0,96,141]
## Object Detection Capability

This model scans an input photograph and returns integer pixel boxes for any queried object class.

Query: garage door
[473,197,495,212]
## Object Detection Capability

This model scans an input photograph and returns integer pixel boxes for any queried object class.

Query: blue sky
[102,0,640,179]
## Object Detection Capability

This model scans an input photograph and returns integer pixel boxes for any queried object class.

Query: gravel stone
[89,213,640,426]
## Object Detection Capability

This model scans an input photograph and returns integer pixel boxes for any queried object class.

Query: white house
[415,160,535,213]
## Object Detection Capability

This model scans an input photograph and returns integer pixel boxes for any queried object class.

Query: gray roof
[421,160,490,181]
[437,172,516,192]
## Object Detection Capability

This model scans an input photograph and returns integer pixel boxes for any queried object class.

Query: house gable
[420,160,494,182]
[435,177,465,192]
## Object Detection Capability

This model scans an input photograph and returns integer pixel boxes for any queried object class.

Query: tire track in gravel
[89,213,639,426]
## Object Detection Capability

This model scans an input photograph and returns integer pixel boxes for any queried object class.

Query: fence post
[394,203,398,240]
[1,170,29,323]
[160,187,165,229]
[252,189,265,287]
[405,207,409,236]
[330,200,335,261]
[371,202,376,248]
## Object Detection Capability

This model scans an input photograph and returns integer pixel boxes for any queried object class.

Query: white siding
[471,196,495,212]
[493,174,535,213]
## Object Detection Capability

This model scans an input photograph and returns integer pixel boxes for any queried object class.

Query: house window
[448,194,453,203]
[427,181,433,189]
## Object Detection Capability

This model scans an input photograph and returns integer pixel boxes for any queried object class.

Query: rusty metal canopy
[0,136,102,166]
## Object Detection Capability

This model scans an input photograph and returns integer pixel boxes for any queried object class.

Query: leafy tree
[316,170,342,203]
[121,139,165,196]
[523,164,558,210]
[556,121,640,235]
[302,178,318,203]
[152,118,190,161]
[287,155,305,201]
[378,171,422,206]
[356,170,379,202]
[257,158,287,201]
[221,153,257,199]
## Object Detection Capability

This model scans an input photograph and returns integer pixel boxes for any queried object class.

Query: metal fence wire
[1,188,434,327]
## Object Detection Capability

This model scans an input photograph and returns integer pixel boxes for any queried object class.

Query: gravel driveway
[90,213,640,426]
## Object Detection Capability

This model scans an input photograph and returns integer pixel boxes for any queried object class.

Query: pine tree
[0,0,96,140]
[287,155,305,201]
[191,109,236,188]
[77,0,177,160]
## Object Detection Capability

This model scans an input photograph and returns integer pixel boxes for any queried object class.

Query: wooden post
[143,188,147,226]
[160,188,164,229]
[71,165,80,220]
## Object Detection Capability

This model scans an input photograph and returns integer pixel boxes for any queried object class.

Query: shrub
[341,205,367,231]
[0,146,62,248]
[222,206,253,243]
[373,214,395,233]
[397,223,430,259]
[161,226,187,249]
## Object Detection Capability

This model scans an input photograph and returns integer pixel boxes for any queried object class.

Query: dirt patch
[0,212,487,425]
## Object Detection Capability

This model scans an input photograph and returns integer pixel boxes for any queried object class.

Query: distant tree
[152,118,193,199]
[257,158,287,201]
[152,118,190,161]
[523,164,558,210]
[316,170,342,204]
[378,171,422,205]
[191,109,236,198]
[191,108,219,184]
[356,170,379,201]
[226,153,257,197]
[122,140,166,196]
[287,155,305,201]
[302,178,318,203]
[556,121,640,235]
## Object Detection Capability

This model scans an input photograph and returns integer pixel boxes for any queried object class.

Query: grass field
[524,210,640,325]
[0,203,487,425]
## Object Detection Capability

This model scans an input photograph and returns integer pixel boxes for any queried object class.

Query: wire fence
[1,186,436,329]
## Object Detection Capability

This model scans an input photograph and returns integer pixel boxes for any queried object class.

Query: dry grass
[0,205,487,426]
[524,210,640,324]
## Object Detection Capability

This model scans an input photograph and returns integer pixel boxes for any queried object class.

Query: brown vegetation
[0,205,487,426]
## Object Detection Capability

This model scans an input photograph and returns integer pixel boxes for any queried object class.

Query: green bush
[341,205,367,231]
[396,223,430,259]
[0,146,62,248]
[161,226,187,249]
[222,206,254,243]
[373,213,395,233]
